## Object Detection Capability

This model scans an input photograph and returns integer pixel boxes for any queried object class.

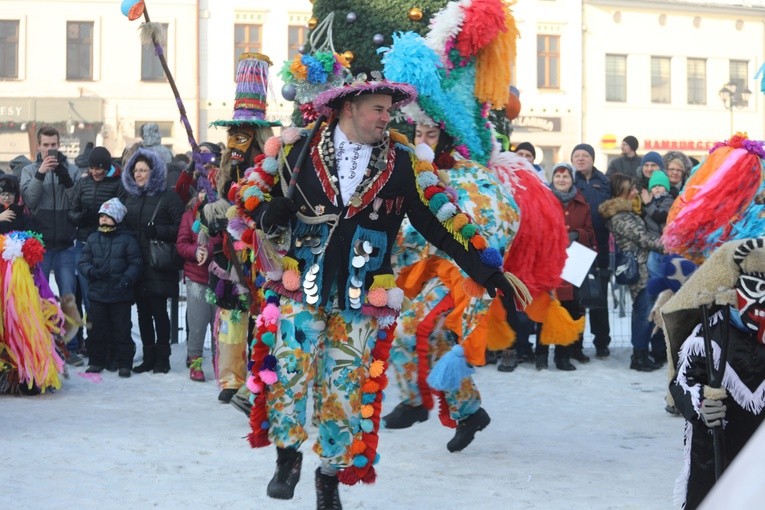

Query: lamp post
[719,82,752,135]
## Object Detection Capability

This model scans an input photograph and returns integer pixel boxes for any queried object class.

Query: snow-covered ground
[2,341,683,510]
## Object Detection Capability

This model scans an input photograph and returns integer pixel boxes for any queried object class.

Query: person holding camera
[20,125,82,363]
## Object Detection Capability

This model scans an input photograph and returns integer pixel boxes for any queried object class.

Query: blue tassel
[427,344,475,391]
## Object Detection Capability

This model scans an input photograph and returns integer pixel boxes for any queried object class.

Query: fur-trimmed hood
[122,147,167,197]
[598,197,634,220]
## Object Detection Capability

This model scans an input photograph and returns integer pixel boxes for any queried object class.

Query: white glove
[700,398,726,427]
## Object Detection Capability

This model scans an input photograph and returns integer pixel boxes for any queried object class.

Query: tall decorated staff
[0,232,65,395]
[119,0,216,200]
[379,0,579,436]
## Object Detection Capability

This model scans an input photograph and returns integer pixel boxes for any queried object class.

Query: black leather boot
[315,468,342,510]
[447,407,491,452]
[132,345,155,373]
[267,447,303,499]
[382,402,428,429]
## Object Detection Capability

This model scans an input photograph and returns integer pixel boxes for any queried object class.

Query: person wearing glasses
[0,175,28,234]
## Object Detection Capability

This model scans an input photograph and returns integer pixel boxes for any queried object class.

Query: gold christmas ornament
[408,7,423,22]
[342,50,355,64]
[307,17,318,29]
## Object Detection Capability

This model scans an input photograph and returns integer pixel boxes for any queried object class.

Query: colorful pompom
[386,287,405,310]
[417,172,439,188]
[259,369,278,385]
[436,202,457,222]
[367,287,388,308]
[262,157,279,175]
[263,137,282,158]
[452,213,470,232]
[281,127,302,145]
[480,246,503,268]
[461,223,477,239]
[361,404,374,418]
[414,143,435,163]
[282,269,301,291]
[369,359,385,378]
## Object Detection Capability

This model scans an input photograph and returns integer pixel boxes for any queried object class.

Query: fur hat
[98,197,127,224]
[648,170,670,192]
[662,150,692,174]
[640,151,664,170]
[210,53,282,128]
[0,175,19,196]
[514,142,536,159]
[623,135,639,152]
[571,143,595,160]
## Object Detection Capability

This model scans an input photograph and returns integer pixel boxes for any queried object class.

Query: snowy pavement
[2,344,683,510]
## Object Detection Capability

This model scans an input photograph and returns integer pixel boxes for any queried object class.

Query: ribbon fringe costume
[230,116,507,483]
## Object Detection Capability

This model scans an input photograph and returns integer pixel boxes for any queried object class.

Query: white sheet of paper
[561,241,598,287]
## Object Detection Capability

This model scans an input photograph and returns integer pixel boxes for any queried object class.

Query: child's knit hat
[98,198,127,224]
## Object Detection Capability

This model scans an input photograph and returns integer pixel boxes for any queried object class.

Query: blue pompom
[262,157,279,175]
[427,344,475,391]
[417,172,439,189]
[480,247,503,268]
[260,420,270,430]
[353,455,368,467]
[360,419,374,433]
[373,453,381,465]
[362,393,376,404]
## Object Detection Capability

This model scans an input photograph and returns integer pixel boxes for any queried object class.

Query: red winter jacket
[557,190,595,302]
[176,207,218,285]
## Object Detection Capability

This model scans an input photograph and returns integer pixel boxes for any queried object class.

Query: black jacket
[79,227,143,303]
[122,148,185,298]
[670,310,765,510]
[574,168,612,267]
[255,125,497,309]
[68,171,127,242]
[0,203,28,234]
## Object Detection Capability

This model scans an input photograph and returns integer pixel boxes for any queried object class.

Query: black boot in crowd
[267,447,303,499]
[315,467,342,510]
[132,345,155,373]
[630,349,660,372]
[497,349,519,372]
[447,407,491,452]
[153,345,171,374]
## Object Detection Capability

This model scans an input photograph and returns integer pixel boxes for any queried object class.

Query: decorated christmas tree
[307,1,450,70]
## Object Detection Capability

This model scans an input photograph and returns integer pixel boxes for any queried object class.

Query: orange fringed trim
[524,293,551,323]
[538,299,586,346]
[479,297,516,353]
[462,277,485,298]
[475,10,518,108]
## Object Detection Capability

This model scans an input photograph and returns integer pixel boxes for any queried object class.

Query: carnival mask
[736,271,765,344]
[226,126,257,167]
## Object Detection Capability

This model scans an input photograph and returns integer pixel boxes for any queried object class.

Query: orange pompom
[361,405,374,418]
[369,359,385,378]
[350,440,367,455]
[367,288,388,308]
[471,235,488,250]
[244,196,259,211]
[362,380,380,393]
[282,270,301,291]
[452,213,470,232]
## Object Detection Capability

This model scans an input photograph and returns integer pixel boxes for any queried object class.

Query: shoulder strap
[149,192,164,224]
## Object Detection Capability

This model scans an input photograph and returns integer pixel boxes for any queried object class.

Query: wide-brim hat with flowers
[312,67,417,117]
[211,52,282,128]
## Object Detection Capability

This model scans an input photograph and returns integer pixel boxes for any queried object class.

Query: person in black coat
[122,148,184,374]
[79,198,143,377]
[0,175,28,234]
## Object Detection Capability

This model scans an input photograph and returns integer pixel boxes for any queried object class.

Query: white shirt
[333,126,372,205]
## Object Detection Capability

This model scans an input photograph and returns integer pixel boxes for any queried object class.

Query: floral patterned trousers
[267,298,383,469]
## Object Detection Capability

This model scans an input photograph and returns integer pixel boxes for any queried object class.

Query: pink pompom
[255,314,265,328]
[282,269,301,291]
[246,375,264,394]
[281,127,301,145]
[262,303,280,324]
[259,369,278,385]
[367,287,388,308]
[263,137,282,158]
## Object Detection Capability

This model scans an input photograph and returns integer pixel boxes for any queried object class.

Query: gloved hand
[261,197,298,230]
[54,164,74,188]
[700,398,726,427]
[88,265,109,280]
[567,231,579,243]
[115,277,131,293]
[144,223,158,239]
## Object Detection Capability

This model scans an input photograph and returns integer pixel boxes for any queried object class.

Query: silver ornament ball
[346,12,357,23]
[281,83,297,102]
[373,34,385,46]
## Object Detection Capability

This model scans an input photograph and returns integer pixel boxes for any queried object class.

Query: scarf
[98,225,117,234]
[550,186,577,207]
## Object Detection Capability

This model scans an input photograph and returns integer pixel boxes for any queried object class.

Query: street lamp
[719,82,752,134]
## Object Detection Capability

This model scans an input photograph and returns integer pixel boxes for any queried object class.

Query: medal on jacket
[369,198,383,220]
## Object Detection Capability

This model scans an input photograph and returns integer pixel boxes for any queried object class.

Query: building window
[234,24,262,74]
[687,58,706,105]
[0,20,19,79]
[730,59,749,98]
[141,23,168,82]
[651,56,671,104]
[66,21,93,80]
[605,54,626,102]
[536,35,560,89]
[288,25,306,60]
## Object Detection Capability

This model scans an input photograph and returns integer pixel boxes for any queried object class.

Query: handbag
[579,264,606,309]
[147,194,179,270]
[614,248,639,286]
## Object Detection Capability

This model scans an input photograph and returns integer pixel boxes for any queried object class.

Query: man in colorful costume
[228,68,522,508]
[663,238,765,509]
[379,0,576,445]
[201,52,281,403]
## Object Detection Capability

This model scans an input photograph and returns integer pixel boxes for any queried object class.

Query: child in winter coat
[0,175,28,234]
[78,198,143,377]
